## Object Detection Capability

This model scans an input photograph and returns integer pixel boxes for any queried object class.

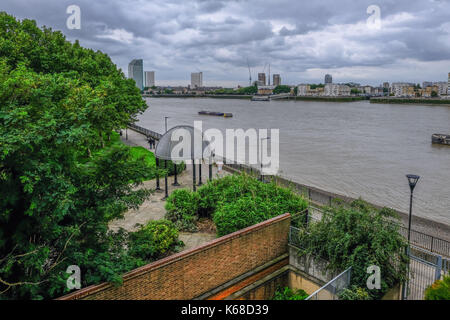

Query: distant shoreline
[142,94,366,102]
[371,97,450,105]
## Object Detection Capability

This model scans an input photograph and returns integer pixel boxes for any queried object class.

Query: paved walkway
[109,129,230,251]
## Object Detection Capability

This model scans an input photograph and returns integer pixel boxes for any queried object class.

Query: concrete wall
[57,213,291,300]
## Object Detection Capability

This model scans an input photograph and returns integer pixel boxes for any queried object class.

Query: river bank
[142,93,365,102]
[137,97,450,239]
[223,162,450,245]
[371,97,450,105]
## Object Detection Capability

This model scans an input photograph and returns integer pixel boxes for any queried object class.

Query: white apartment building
[145,71,155,88]
[391,82,414,97]
[447,72,450,94]
[297,84,308,96]
[433,82,448,96]
[191,72,203,88]
[324,83,350,96]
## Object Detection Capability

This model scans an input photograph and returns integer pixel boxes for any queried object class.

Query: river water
[137,98,450,225]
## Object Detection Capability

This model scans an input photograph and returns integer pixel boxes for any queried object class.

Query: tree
[293,199,409,299]
[273,85,291,94]
[0,12,151,299]
[431,91,438,97]
[236,85,257,95]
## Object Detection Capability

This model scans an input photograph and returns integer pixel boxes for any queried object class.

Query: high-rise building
[273,74,281,86]
[145,71,155,88]
[258,73,266,86]
[325,74,332,84]
[128,59,144,90]
[448,73,450,94]
[191,72,203,88]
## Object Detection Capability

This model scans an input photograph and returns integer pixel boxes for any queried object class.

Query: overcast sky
[2,0,450,87]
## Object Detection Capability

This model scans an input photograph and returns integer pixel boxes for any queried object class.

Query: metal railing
[306,204,450,258]
[305,267,352,300]
[406,245,449,300]
[128,123,163,140]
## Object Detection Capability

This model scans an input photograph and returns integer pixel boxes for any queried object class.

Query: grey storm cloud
[1,0,450,86]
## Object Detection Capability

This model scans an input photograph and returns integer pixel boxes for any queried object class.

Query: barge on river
[198,110,233,117]
[432,133,450,145]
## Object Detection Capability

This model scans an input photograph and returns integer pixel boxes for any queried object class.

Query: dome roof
[155,125,211,161]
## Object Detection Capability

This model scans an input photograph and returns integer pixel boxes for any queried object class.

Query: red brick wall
[57,213,291,300]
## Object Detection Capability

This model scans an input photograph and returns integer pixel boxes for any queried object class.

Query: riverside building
[128,59,144,90]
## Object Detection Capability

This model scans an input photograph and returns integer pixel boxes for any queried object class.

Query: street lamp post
[406,174,420,244]
[259,137,270,182]
[402,174,420,300]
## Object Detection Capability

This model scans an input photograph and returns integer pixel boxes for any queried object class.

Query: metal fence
[305,267,352,300]
[406,245,449,300]
[128,123,163,140]
[398,226,450,258]
[308,205,450,258]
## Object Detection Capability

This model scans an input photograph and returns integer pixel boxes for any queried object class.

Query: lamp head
[406,174,420,192]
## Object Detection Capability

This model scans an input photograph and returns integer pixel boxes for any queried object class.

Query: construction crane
[247,58,252,86]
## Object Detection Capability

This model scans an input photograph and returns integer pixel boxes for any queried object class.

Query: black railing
[128,123,163,140]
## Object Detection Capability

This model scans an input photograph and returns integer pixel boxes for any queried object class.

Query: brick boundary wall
[57,213,291,300]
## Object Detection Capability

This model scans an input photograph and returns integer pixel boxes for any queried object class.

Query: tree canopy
[0,12,152,299]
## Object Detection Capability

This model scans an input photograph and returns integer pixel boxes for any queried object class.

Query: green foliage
[272,287,308,300]
[293,199,409,300]
[338,285,372,300]
[236,85,257,95]
[424,274,450,300]
[0,12,161,299]
[273,85,291,94]
[128,220,183,262]
[165,189,200,232]
[164,174,308,236]
[212,88,236,95]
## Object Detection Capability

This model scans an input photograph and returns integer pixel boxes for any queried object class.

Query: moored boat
[432,133,450,145]
[198,110,233,117]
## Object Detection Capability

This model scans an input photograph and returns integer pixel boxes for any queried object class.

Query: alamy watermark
[366,5,381,30]
[366,265,381,290]
[66,265,81,290]
[66,5,81,30]
[168,121,280,175]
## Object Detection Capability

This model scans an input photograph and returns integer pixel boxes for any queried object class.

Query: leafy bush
[293,199,409,300]
[128,220,183,262]
[272,287,308,300]
[164,174,308,235]
[338,285,372,300]
[165,189,200,231]
[424,274,450,300]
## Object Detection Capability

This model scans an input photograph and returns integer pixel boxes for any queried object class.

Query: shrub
[338,286,372,300]
[165,189,199,231]
[293,199,409,300]
[165,174,308,236]
[213,196,268,236]
[272,287,308,300]
[128,220,183,262]
[424,274,450,300]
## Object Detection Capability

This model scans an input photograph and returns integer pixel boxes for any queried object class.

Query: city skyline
[4,1,450,86]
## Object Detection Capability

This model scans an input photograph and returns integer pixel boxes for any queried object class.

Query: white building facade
[191,72,203,88]
[145,71,155,88]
